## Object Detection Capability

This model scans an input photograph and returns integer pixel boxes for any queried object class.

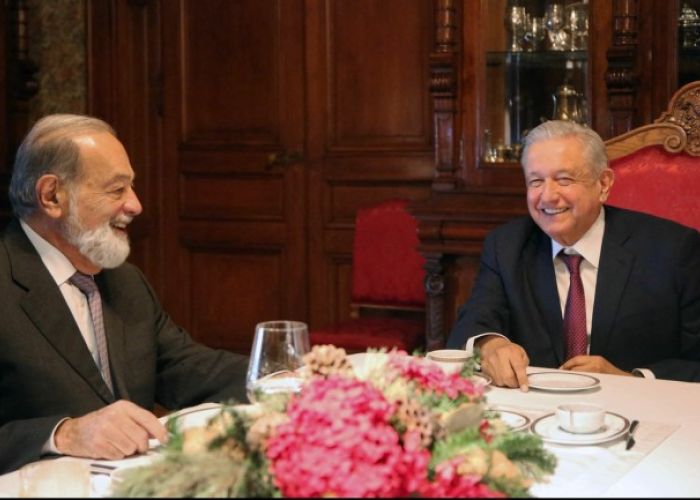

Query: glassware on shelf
[679,3,700,49]
[545,3,569,51]
[523,16,547,52]
[506,5,528,52]
[567,3,589,50]
[246,320,310,407]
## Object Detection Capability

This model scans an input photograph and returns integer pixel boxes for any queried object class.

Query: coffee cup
[426,349,470,375]
[556,402,605,434]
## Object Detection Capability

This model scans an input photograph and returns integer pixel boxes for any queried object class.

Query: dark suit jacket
[0,219,249,474]
[447,206,700,382]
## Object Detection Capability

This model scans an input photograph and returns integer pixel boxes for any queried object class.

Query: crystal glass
[246,320,309,406]
[567,3,589,50]
[506,6,528,52]
[523,16,547,52]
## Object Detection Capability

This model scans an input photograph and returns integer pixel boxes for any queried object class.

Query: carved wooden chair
[309,199,426,354]
[604,80,700,230]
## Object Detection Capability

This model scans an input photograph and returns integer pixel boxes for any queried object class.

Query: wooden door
[160,0,307,353]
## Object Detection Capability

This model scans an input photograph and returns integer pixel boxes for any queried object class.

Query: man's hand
[560,355,634,376]
[55,400,168,460]
[477,336,530,391]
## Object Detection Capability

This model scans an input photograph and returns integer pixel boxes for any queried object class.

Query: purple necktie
[70,272,114,395]
[560,253,588,359]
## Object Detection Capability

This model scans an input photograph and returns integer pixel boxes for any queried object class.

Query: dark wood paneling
[328,0,433,149]
[189,250,283,353]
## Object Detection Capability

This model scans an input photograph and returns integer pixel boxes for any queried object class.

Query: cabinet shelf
[486,50,588,68]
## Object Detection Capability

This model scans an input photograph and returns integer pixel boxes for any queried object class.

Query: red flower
[265,376,430,497]
[418,457,505,498]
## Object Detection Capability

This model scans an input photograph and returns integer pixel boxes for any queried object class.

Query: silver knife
[625,419,640,450]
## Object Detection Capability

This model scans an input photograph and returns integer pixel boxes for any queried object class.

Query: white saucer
[528,371,600,392]
[486,409,530,431]
[530,411,630,445]
[473,372,493,386]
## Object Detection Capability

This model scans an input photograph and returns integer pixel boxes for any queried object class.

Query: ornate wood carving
[429,0,460,191]
[606,80,700,159]
[605,0,641,136]
[423,253,446,351]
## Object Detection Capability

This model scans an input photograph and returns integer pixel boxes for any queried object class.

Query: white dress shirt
[465,208,652,378]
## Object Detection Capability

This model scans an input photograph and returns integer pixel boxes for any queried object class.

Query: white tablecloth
[1,368,699,497]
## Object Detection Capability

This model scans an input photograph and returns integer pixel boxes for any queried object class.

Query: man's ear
[599,168,615,202]
[35,174,68,219]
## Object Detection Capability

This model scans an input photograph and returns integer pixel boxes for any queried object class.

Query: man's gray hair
[521,120,608,177]
[9,114,116,218]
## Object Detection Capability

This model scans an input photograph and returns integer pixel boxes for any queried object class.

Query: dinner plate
[530,411,630,445]
[527,371,600,392]
[485,409,531,431]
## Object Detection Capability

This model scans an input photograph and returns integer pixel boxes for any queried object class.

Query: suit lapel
[591,210,635,355]
[524,230,566,364]
[6,221,115,403]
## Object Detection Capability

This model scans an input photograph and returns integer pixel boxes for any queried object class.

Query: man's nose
[124,187,143,216]
[540,179,560,201]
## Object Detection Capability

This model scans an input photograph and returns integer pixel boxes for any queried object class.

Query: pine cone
[394,397,436,448]
[302,344,354,378]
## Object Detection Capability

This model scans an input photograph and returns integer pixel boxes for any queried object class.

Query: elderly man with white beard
[0,114,249,474]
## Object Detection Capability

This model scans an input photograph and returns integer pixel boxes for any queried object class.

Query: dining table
[1,365,699,498]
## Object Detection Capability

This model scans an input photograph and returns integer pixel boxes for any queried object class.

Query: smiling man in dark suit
[447,120,700,389]
[0,114,249,474]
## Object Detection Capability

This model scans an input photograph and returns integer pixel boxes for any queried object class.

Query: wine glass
[506,6,528,52]
[246,320,310,406]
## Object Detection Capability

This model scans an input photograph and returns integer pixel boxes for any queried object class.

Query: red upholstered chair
[605,80,700,231]
[310,199,426,353]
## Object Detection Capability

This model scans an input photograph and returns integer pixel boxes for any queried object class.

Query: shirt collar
[550,207,605,268]
[20,219,78,286]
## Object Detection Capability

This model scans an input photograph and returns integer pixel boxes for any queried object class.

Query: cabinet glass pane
[481,0,590,164]
[679,1,700,87]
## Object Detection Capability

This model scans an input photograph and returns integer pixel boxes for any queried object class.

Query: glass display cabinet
[481,1,591,165]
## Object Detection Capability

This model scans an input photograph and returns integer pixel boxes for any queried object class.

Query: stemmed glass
[567,4,589,50]
[506,6,528,52]
[246,320,310,406]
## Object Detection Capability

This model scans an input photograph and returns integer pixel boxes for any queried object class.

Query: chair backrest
[351,199,426,309]
[605,81,700,232]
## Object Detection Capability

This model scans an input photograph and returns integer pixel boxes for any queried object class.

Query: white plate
[530,411,630,445]
[486,409,531,431]
[160,402,224,430]
[528,371,600,392]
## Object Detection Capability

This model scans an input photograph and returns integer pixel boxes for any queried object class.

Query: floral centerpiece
[114,346,556,497]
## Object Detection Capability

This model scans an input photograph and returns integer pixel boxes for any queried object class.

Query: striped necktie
[69,272,114,395]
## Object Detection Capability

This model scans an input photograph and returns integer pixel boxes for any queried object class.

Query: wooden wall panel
[328,0,433,149]
[189,251,282,352]
[180,174,284,220]
[181,1,280,145]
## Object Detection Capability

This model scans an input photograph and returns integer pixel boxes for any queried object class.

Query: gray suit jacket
[448,206,700,382]
[0,219,249,473]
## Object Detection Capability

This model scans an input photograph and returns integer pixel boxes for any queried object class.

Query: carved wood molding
[605,0,640,136]
[429,0,461,191]
[605,80,700,159]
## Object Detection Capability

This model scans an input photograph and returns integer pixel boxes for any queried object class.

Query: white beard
[64,198,132,269]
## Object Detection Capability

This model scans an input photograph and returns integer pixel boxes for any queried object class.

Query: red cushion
[607,146,700,232]
[310,317,424,353]
[351,199,426,307]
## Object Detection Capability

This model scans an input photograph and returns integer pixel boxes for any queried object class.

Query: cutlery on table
[625,419,640,450]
